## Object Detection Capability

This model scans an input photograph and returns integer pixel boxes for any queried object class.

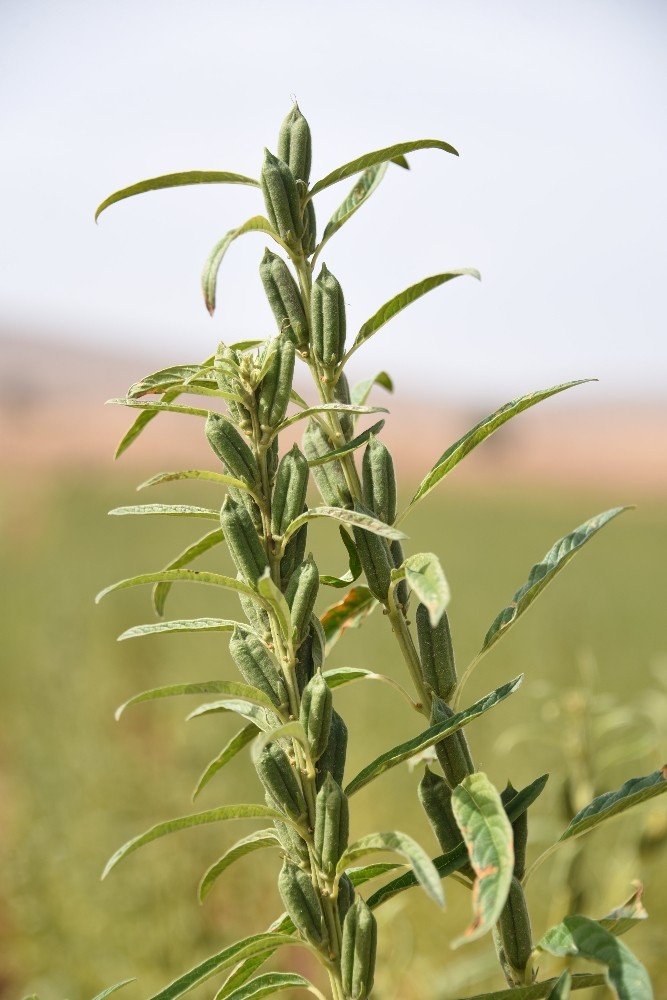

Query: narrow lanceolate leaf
[187,700,272,731]
[217,973,317,1000]
[199,830,280,901]
[256,571,291,639]
[407,380,594,511]
[546,972,572,1000]
[115,680,276,720]
[202,217,278,315]
[351,371,394,408]
[599,883,648,937]
[320,586,378,651]
[322,667,415,708]
[306,419,386,467]
[91,980,136,1000]
[277,403,388,432]
[396,552,450,626]
[367,773,549,911]
[128,363,215,397]
[317,162,389,253]
[480,507,631,658]
[347,862,403,886]
[109,504,220,521]
[119,618,253,641]
[309,138,459,196]
[151,528,224,616]
[450,773,514,947]
[338,831,444,907]
[349,270,480,356]
[537,916,652,1000]
[115,387,181,459]
[95,170,259,221]
[345,675,523,796]
[138,470,249,491]
[193,724,258,800]
[319,526,362,588]
[561,766,667,842]
[282,507,406,544]
[95,570,259,606]
[455,974,606,1000]
[146,932,300,1000]
[108,398,231,417]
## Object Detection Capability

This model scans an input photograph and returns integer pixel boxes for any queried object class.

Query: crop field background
[2,472,665,999]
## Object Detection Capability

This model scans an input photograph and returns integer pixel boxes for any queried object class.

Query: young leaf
[348,270,480,357]
[138,470,249,492]
[91,981,136,1000]
[199,829,280,901]
[217,973,318,1000]
[345,675,523,796]
[150,528,225,616]
[276,403,387,433]
[351,371,394,408]
[309,138,459,196]
[546,972,572,1000]
[108,398,224,417]
[256,570,292,639]
[95,570,259,606]
[347,861,403,886]
[599,883,648,937]
[102,805,283,879]
[305,419,386,467]
[450,773,514,947]
[95,170,259,221]
[560,766,667,842]
[115,680,277,720]
[337,830,444,907]
[193,724,258,800]
[395,552,450,626]
[322,667,416,709]
[128,363,215,398]
[187,700,272,731]
[115,387,181,459]
[282,506,406,544]
[119,618,254,641]
[320,586,378,651]
[449,975,605,1000]
[406,380,594,512]
[319,526,362,588]
[536,916,652,1000]
[203,216,279,314]
[109,504,220,521]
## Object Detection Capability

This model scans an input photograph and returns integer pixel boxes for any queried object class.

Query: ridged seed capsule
[333,371,354,437]
[259,249,309,348]
[219,495,268,585]
[316,709,348,790]
[257,336,295,431]
[498,877,534,982]
[205,412,260,488]
[362,436,397,525]
[278,860,328,949]
[416,602,458,703]
[337,872,355,922]
[431,696,475,788]
[277,104,312,185]
[419,766,474,877]
[303,420,353,509]
[256,743,307,824]
[302,198,317,256]
[279,520,307,592]
[260,149,303,245]
[272,445,309,537]
[352,504,393,603]
[300,671,333,761]
[229,627,287,709]
[314,774,349,878]
[341,898,378,1000]
[274,818,310,866]
[286,556,320,645]
[311,264,346,374]
[501,781,528,880]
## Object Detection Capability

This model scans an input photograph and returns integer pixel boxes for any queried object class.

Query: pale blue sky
[1,0,666,401]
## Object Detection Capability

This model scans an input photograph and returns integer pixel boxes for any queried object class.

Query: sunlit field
[2,477,665,1000]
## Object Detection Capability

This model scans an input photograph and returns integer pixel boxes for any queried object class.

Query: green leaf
[546,973,572,1000]
[351,371,394,408]
[395,552,450,626]
[193,724,258,800]
[187,700,272,731]
[455,974,606,1000]
[562,767,667,842]
[91,980,136,1000]
[108,398,225,417]
[337,830,444,907]
[319,526,362,588]
[253,720,310,758]
[217,973,317,1000]
[118,618,253,642]
[95,570,259,606]
[199,829,280,901]
[537,915,652,1000]
[282,506,406,544]
[116,680,277,720]
[203,217,280,315]
[316,163,389,255]
[109,504,220,521]
[406,380,594,511]
[115,387,181,459]
[347,861,403,886]
[256,570,292,639]
[479,507,632,659]
[128,363,215,398]
[95,170,259,221]
[309,139,459,196]
[349,270,480,356]
[450,773,514,947]
[320,586,378,651]
[146,933,300,1000]
[138,470,249,492]
[599,883,648,937]
[345,676,523,797]
[103,805,282,880]
[150,528,225,616]
[322,667,415,708]
[276,403,388,432]
[305,419,386,467]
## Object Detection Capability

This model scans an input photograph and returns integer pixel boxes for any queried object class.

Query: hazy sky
[1,0,666,401]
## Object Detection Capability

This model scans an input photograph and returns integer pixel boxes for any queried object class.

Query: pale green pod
[272,445,309,536]
[498,877,533,980]
[256,743,306,823]
[213,345,250,428]
[278,860,328,949]
[279,521,307,592]
[501,781,528,880]
[352,508,393,603]
[333,371,353,437]
[238,588,272,641]
[260,249,309,347]
[295,626,318,694]
[274,817,310,865]
[337,872,355,923]
[316,709,348,790]
[206,412,260,488]
[362,436,397,525]
[416,603,457,703]
[311,264,346,373]
[229,627,287,708]
[431,696,474,788]
[257,336,295,430]
[265,436,279,485]
[277,104,312,185]
[341,898,377,1000]
[300,671,332,761]
[260,149,303,244]
[303,420,353,509]
[220,495,268,585]
[390,540,409,609]
[314,774,349,878]
[228,483,263,533]
[302,198,317,256]
[418,767,474,877]
[286,556,320,644]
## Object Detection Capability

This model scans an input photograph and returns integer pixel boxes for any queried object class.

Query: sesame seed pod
[256,743,307,824]
[416,603,458,704]
[219,495,268,585]
[278,860,328,949]
[274,818,310,866]
[214,345,250,427]
[279,521,308,592]
[316,710,348,790]
[294,625,318,695]
[205,412,260,488]
[300,671,333,762]
[362,436,397,525]
[337,872,355,923]
[314,774,349,879]
[501,781,528,880]
[341,898,377,1000]
[277,104,312,185]
[285,556,320,645]
[333,371,354,437]
[303,420,353,509]
[352,513,393,603]
[498,877,534,981]
[431,696,475,788]
[418,766,474,878]
[302,198,317,256]
[389,540,409,610]
[228,483,263,533]
[229,626,287,709]
[260,249,309,348]
[257,336,295,431]
[311,265,346,374]
[260,149,303,245]
[237,587,272,642]
[272,445,310,536]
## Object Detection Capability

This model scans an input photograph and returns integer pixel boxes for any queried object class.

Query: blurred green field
[1,475,665,1000]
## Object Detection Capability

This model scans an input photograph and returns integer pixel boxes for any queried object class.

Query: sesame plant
[95,106,666,1000]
